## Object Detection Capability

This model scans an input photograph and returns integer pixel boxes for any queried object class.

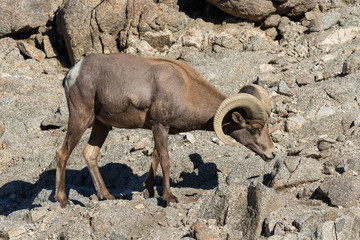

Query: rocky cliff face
[1,0,360,239]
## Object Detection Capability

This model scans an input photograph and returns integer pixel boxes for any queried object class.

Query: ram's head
[214,85,276,161]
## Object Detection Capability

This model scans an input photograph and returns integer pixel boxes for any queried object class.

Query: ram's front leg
[151,123,179,205]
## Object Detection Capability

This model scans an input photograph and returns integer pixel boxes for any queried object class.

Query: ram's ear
[231,112,246,128]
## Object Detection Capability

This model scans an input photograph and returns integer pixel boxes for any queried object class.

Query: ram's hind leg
[83,119,114,201]
[144,148,160,198]
[55,119,90,207]
[152,123,178,205]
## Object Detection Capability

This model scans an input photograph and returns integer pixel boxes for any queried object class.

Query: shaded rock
[42,35,58,58]
[0,0,62,37]
[206,0,276,22]
[318,176,360,207]
[17,41,46,61]
[36,29,62,58]
[308,11,341,32]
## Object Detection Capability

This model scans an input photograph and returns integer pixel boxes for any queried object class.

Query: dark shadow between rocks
[177,0,235,24]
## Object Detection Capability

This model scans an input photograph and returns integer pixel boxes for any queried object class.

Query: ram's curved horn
[213,94,268,145]
[239,84,271,116]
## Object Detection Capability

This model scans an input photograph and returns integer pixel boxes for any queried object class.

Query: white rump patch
[64,58,84,98]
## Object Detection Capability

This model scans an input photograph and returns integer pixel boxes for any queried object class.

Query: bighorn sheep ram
[55,53,276,207]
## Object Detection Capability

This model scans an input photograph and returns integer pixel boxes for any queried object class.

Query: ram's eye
[257,128,261,135]
[250,127,261,135]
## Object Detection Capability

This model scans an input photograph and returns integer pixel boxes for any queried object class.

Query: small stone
[135,203,145,209]
[256,74,279,88]
[316,106,336,118]
[342,50,360,75]
[277,105,288,117]
[43,35,58,58]
[29,208,48,223]
[296,73,314,86]
[318,141,333,151]
[211,137,223,146]
[263,14,282,28]
[265,27,278,40]
[277,80,294,97]
[6,225,27,239]
[259,64,275,73]
[344,159,360,175]
[184,133,196,144]
[0,121,4,138]
[314,71,324,81]
[41,111,67,130]
[90,194,99,201]
[190,219,219,240]
[285,115,306,132]
[299,147,321,158]
[17,40,46,61]
[284,156,300,172]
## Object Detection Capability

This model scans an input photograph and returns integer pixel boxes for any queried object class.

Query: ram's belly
[96,106,150,129]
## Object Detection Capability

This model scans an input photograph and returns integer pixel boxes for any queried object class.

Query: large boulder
[57,0,127,65]
[276,0,317,18]
[57,0,188,65]
[206,0,276,22]
[0,0,62,37]
[206,0,316,22]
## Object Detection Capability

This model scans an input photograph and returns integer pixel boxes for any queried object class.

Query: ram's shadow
[0,153,219,215]
[177,153,219,190]
[0,163,144,216]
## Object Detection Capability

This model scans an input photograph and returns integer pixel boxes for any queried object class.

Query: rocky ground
[1,0,360,239]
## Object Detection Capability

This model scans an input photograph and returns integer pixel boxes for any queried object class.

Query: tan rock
[17,41,46,61]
